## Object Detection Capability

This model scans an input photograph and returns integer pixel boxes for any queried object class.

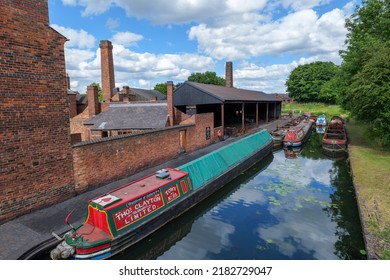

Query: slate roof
[75,93,87,105]
[131,88,167,101]
[84,103,168,130]
[173,81,279,106]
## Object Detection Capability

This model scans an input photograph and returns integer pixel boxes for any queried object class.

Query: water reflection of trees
[324,158,366,259]
[300,130,365,259]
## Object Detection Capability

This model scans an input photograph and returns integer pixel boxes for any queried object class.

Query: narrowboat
[329,116,345,125]
[50,129,273,260]
[283,120,313,147]
[316,114,327,126]
[322,121,348,153]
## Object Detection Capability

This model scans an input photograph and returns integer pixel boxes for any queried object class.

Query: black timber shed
[173,81,281,134]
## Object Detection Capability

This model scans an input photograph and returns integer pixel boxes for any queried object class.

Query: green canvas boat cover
[178,129,272,190]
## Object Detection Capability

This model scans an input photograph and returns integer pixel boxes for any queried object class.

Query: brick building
[0,0,75,223]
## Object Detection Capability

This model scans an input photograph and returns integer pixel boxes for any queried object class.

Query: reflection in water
[115,130,366,260]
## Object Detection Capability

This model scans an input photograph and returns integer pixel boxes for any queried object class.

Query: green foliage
[285,62,339,103]
[188,71,225,86]
[339,0,390,146]
[154,82,168,95]
[348,43,390,145]
[89,82,102,102]
[153,82,182,95]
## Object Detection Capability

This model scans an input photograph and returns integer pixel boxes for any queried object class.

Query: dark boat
[50,129,273,260]
[282,120,313,147]
[270,115,307,148]
[322,119,348,154]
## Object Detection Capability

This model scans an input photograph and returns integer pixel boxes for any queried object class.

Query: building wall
[0,0,75,223]
[72,113,214,192]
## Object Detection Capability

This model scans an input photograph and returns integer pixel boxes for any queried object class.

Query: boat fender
[50,240,75,260]
[217,130,222,139]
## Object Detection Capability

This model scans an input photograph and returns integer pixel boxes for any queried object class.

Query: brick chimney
[225,61,233,88]
[122,86,130,102]
[167,81,174,126]
[66,73,70,90]
[68,92,77,118]
[87,85,100,118]
[100,40,115,110]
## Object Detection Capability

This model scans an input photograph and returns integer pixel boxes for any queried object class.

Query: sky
[48,0,362,94]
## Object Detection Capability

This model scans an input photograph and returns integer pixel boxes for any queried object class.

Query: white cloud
[277,0,332,11]
[106,18,120,30]
[110,31,144,47]
[59,1,355,93]
[65,43,215,93]
[63,0,268,24]
[61,0,78,5]
[51,24,96,49]
[188,7,349,61]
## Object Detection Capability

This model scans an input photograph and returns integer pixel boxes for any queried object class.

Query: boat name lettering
[164,185,180,203]
[114,192,165,230]
[125,189,161,208]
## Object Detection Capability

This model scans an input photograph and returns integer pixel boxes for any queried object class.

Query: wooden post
[256,103,259,127]
[274,102,277,120]
[266,103,269,123]
[221,103,225,135]
[242,103,245,131]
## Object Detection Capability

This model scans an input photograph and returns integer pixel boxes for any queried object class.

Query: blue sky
[48,0,362,94]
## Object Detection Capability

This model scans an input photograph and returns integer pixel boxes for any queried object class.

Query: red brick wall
[72,114,214,192]
[0,0,75,223]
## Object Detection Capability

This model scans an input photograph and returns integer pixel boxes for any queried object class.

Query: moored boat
[270,115,307,148]
[322,121,348,153]
[282,120,313,147]
[329,116,345,125]
[316,114,327,126]
[50,129,273,260]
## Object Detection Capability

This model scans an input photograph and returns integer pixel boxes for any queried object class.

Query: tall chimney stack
[87,85,100,118]
[167,81,174,126]
[100,40,115,109]
[66,73,70,90]
[225,61,233,88]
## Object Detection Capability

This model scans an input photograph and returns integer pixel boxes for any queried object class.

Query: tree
[188,71,225,86]
[285,62,339,103]
[337,0,390,145]
[153,82,182,95]
[89,82,102,102]
[347,43,390,145]
[154,82,168,95]
[339,0,390,109]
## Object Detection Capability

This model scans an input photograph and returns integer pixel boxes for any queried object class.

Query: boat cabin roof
[90,168,188,211]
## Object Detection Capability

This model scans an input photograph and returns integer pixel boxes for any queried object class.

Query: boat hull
[322,121,348,153]
[283,122,313,148]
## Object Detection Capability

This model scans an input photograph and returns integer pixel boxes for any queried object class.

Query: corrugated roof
[84,103,168,130]
[174,81,279,106]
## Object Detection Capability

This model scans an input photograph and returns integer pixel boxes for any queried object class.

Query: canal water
[115,128,366,260]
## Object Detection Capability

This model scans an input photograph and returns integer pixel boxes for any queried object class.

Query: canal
[114,129,366,260]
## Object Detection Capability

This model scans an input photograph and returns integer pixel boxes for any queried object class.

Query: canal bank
[347,120,390,260]
[0,119,290,260]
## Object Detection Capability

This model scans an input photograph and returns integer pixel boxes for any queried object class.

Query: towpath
[0,118,290,260]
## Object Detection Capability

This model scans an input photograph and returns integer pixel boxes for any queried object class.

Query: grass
[282,102,349,120]
[347,119,390,259]
[282,102,390,259]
